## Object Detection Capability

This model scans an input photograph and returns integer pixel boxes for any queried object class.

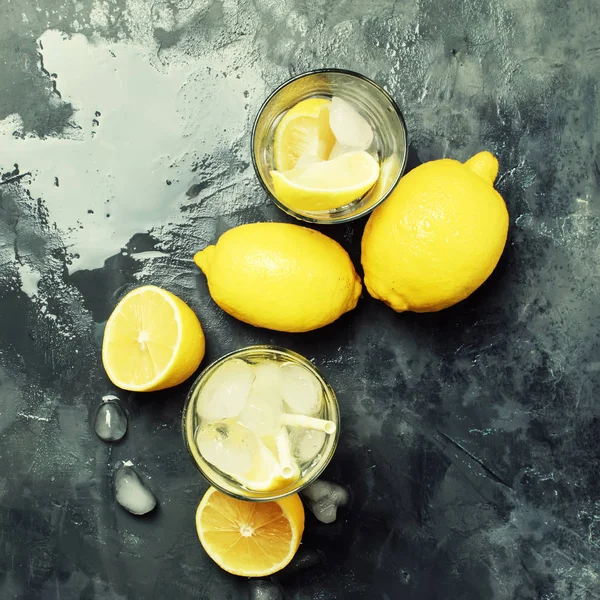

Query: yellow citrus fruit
[236,442,300,492]
[271,150,380,212]
[273,98,336,171]
[102,285,205,391]
[196,427,299,493]
[361,151,509,312]
[194,222,362,332]
[196,486,305,577]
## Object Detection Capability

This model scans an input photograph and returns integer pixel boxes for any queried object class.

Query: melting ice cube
[238,386,283,438]
[328,141,356,161]
[302,480,349,524]
[94,396,127,442]
[196,359,254,422]
[239,360,285,437]
[114,465,157,515]
[329,96,374,151]
[252,360,284,390]
[248,580,283,600]
[290,427,326,464]
[196,421,257,477]
[281,363,322,416]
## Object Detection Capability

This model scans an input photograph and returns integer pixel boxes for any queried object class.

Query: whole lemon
[361,151,509,312]
[194,223,362,332]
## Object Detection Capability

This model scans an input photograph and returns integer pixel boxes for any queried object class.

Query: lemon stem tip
[464,151,499,185]
[194,246,215,274]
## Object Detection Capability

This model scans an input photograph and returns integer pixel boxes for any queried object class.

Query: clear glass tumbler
[252,69,408,224]
[182,345,340,501]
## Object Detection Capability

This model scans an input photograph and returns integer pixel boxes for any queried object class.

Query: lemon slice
[235,440,300,492]
[196,487,305,577]
[102,285,205,392]
[273,98,336,171]
[271,150,380,212]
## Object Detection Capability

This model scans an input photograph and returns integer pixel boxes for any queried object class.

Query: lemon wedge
[236,440,300,493]
[273,98,336,171]
[271,150,380,212]
[102,285,205,392]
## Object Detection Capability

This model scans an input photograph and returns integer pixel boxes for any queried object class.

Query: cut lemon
[273,98,336,171]
[271,150,380,212]
[102,285,205,392]
[235,441,300,493]
[195,425,299,493]
[196,486,305,577]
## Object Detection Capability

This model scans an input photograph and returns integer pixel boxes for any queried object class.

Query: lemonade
[183,346,340,500]
[252,69,408,223]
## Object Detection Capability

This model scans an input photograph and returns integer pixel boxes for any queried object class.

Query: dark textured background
[0,0,599,598]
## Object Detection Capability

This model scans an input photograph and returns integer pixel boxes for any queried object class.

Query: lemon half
[102,285,205,391]
[196,487,305,577]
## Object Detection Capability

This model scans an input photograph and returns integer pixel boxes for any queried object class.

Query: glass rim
[251,68,409,225]
[182,344,340,502]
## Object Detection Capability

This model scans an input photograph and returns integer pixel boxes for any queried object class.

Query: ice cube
[239,361,284,437]
[328,141,355,160]
[290,427,326,464]
[94,396,127,442]
[281,363,322,415]
[302,480,349,524]
[196,421,257,477]
[239,386,283,438]
[248,580,283,600]
[196,359,254,422]
[252,360,284,390]
[114,465,157,515]
[329,96,374,151]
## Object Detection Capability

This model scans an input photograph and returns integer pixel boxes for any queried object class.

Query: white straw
[275,427,296,479]
[281,413,336,434]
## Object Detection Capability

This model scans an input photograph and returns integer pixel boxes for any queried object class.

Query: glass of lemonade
[182,346,340,501]
[252,69,408,224]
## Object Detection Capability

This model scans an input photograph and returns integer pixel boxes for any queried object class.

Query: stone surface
[0,0,598,598]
